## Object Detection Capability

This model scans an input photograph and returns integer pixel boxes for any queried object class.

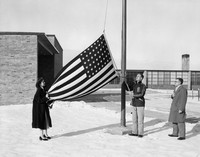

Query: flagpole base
[105,126,132,135]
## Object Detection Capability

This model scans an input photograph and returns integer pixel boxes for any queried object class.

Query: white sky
[0,0,200,70]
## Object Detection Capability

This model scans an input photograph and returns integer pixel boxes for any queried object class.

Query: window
[152,71,158,85]
[182,72,188,85]
[170,72,176,85]
[164,72,170,85]
[192,72,200,85]
[147,71,152,85]
[158,72,164,85]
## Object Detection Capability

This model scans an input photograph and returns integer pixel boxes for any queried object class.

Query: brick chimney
[182,54,190,70]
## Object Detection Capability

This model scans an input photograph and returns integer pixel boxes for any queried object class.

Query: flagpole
[121,0,127,127]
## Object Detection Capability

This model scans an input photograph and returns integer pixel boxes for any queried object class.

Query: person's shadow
[51,117,200,139]
[52,121,133,138]
[143,120,171,136]
[143,117,200,139]
[185,117,200,139]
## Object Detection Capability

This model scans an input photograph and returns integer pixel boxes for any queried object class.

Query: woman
[32,77,53,141]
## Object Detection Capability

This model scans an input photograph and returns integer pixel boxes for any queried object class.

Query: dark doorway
[38,42,55,90]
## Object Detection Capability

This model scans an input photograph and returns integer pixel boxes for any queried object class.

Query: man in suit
[168,78,188,140]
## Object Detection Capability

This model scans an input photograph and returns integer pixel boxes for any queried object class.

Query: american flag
[48,34,118,101]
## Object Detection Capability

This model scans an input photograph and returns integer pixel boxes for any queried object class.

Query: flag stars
[79,35,112,78]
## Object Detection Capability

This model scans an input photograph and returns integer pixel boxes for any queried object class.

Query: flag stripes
[48,58,84,92]
[48,34,118,101]
[65,71,117,100]
[56,64,116,100]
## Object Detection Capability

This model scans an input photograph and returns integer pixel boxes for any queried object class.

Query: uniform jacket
[168,85,188,123]
[32,87,52,129]
[128,81,146,107]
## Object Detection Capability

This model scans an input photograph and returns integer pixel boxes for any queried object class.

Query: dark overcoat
[168,85,188,123]
[32,87,52,129]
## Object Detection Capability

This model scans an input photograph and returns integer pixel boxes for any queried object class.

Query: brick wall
[0,35,37,105]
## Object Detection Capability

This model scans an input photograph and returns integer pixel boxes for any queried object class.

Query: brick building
[0,32,63,105]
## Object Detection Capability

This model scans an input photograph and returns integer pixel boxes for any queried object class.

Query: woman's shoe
[43,135,51,139]
[39,136,48,141]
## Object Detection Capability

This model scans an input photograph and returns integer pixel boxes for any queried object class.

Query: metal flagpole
[121,0,127,127]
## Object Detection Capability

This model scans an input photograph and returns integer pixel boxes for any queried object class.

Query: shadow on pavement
[143,119,171,136]
[52,121,132,138]
[185,117,200,124]
[186,123,200,139]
